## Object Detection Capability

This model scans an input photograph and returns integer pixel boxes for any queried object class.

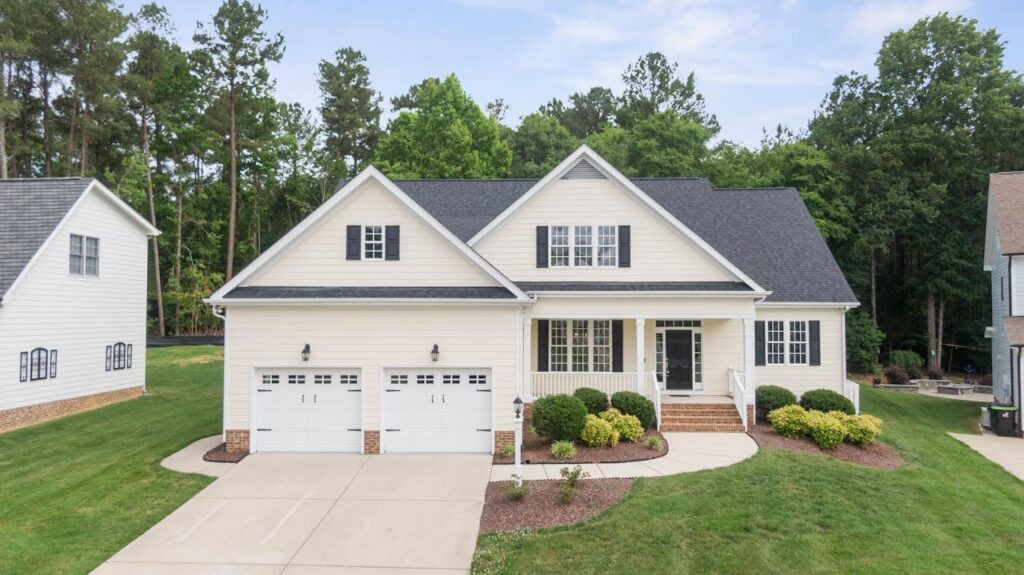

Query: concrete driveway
[94,453,492,574]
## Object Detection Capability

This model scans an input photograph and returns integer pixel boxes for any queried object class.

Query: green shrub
[890,349,924,369]
[800,389,855,415]
[499,444,515,458]
[599,408,645,442]
[573,387,609,415]
[884,365,910,385]
[768,404,808,438]
[550,440,576,460]
[846,310,884,373]
[755,385,797,419]
[804,411,847,450]
[532,394,588,441]
[504,479,529,501]
[906,366,923,380]
[580,414,619,447]
[558,482,576,504]
[610,391,656,428]
[839,413,882,446]
[645,435,663,451]
[927,368,944,380]
[559,464,589,487]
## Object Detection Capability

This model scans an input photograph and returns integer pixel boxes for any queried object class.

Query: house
[984,172,1024,436]
[0,178,159,433]
[207,146,858,454]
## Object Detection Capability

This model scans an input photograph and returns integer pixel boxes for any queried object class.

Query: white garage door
[383,368,492,453]
[253,368,362,452]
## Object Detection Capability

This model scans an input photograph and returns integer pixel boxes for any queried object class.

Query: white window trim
[548,319,614,372]
[548,225,617,268]
[69,233,100,277]
[361,225,385,261]
[654,324,703,389]
[765,320,809,366]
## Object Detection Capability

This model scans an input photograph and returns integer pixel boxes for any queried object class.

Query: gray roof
[387,178,855,303]
[225,286,517,299]
[516,281,751,293]
[0,178,93,301]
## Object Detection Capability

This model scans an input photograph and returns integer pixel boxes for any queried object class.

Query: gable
[245,178,503,288]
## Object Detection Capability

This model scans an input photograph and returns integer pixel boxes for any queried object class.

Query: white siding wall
[992,235,1013,404]
[0,191,149,410]
[248,179,498,287]
[474,178,737,282]
[224,305,519,433]
[754,307,846,397]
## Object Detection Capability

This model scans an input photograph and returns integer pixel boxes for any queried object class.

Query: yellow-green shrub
[580,414,619,447]
[767,404,808,439]
[599,408,645,442]
[804,411,846,450]
[837,413,882,446]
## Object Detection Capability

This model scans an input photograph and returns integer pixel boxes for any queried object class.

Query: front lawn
[473,386,1024,574]
[0,345,223,574]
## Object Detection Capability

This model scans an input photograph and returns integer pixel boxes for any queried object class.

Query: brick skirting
[0,386,144,434]
[364,430,380,454]
[494,430,515,453]
[225,429,250,453]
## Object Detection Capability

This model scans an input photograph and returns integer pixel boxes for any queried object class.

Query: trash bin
[991,405,1018,437]
[981,405,991,430]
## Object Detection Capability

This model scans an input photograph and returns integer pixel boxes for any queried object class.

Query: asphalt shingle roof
[989,172,1024,254]
[516,281,752,293]
[224,286,517,299]
[0,178,93,301]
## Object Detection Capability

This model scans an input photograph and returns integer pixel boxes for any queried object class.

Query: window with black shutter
[30,348,48,381]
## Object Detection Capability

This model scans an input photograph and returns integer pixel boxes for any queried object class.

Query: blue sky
[124,0,1024,147]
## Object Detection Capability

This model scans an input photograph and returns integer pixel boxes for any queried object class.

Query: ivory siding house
[984,172,1024,436]
[208,146,858,454]
[0,178,159,432]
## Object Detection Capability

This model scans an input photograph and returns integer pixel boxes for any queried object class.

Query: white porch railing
[728,368,749,431]
[843,379,861,414]
[529,372,643,399]
[645,371,662,430]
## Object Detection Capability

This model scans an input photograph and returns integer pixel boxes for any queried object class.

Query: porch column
[743,317,756,405]
[635,318,646,392]
[522,315,532,400]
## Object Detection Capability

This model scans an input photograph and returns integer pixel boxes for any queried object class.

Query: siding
[474,178,737,282]
[0,190,149,411]
[754,307,846,396]
[992,235,1013,404]
[224,305,519,433]
[248,179,498,287]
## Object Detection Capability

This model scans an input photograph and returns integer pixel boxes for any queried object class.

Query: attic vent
[561,159,606,180]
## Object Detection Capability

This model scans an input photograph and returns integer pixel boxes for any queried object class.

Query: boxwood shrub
[599,408,645,442]
[767,404,807,439]
[573,387,609,415]
[532,394,588,441]
[755,385,797,419]
[804,410,846,450]
[610,391,656,429]
[799,388,855,415]
[580,414,619,447]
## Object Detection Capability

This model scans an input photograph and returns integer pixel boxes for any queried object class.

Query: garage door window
[288,374,306,384]
[339,374,358,385]
[314,374,332,384]
[416,374,435,385]
[443,374,460,384]
[262,374,280,385]
[469,374,488,385]
[390,374,408,385]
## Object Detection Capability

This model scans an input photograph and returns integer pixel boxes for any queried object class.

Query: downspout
[212,304,228,443]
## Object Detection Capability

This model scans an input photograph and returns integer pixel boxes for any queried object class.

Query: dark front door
[665,330,693,391]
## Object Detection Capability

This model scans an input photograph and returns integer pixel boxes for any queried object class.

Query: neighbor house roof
[1004,316,1024,347]
[989,172,1024,255]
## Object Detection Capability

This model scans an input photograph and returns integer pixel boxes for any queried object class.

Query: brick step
[661,423,746,432]
[661,415,743,424]
[661,404,739,411]
[661,408,740,415]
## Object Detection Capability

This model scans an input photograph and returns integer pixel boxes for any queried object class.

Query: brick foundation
[363,430,380,454]
[748,405,755,426]
[225,429,250,453]
[494,430,516,453]
[0,386,144,434]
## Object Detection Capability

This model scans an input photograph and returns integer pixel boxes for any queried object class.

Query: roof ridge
[711,187,794,191]
[0,176,92,181]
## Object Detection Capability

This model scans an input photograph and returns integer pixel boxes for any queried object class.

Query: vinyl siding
[991,235,1013,405]
[754,307,846,396]
[248,178,498,287]
[0,190,149,410]
[474,178,737,282]
[224,305,518,434]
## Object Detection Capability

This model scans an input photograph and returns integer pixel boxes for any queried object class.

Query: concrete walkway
[489,432,758,482]
[950,433,1024,481]
[160,435,231,478]
[919,390,993,403]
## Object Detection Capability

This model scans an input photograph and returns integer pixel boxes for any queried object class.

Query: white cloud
[846,0,973,37]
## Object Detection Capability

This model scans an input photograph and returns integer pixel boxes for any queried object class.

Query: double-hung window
[549,319,613,372]
[766,321,786,365]
[574,226,593,266]
[788,321,808,365]
[550,226,570,267]
[549,225,617,267]
[70,234,100,276]
[597,226,618,266]
[363,226,384,260]
[766,320,809,366]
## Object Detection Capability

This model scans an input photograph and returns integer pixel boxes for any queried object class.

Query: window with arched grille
[106,343,132,371]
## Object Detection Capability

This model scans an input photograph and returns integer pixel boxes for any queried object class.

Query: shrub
[804,411,846,450]
[890,349,925,369]
[499,444,515,458]
[884,365,910,386]
[580,414,619,447]
[838,413,882,446]
[755,385,797,419]
[847,310,884,373]
[906,367,923,380]
[927,368,944,380]
[558,482,577,504]
[800,389,856,415]
[599,408,645,442]
[645,436,664,451]
[976,374,993,386]
[504,478,529,501]
[550,440,576,460]
[610,391,656,429]
[768,404,808,438]
[560,464,589,487]
[532,394,588,441]
[573,387,609,415]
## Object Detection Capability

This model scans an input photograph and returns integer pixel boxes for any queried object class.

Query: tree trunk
[41,69,52,176]
[226,87,238,280]
[174,181,183,336]
[926,290,939,372]
[79,105,88,176]
[0,58,7,179]
[936,296,945,373]
[66,87,78,172]
[870,249,878,322]
[141,111,166,336]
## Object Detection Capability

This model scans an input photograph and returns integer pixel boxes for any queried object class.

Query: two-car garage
[251,367,493,454]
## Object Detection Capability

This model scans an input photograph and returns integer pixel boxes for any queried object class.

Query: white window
[789,321,808,365]
[548,225,619,267]
[766,321,786,365]
[550,320,569,371]
[363,226,383,260]
[571,320,590,371]
[549,319,612,372]
[550,226,570,267]
[766,320,808,366]
[592,320,612,372]
[597,226,617,266]
[70,234,99,276]
[574,226,593,267]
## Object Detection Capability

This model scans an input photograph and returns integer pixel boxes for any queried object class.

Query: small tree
[847,310,884,373]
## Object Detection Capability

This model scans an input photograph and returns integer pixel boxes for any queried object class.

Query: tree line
[1,2,1022,372]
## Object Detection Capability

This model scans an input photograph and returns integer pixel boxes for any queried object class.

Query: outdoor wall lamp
[301,344,310,362]
[430,344,440,362]
[513,395,523,419]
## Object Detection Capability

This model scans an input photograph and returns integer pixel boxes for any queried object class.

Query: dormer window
[363,226,384,260]
[346,225,400,261]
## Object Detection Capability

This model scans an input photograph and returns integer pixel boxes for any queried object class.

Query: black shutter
[19,352,28,382]
[618,225,631,268]
[537,320,549,372]
[127,344,133,369]
[809,321,821,366]
[755,321,766,366]
[611,320,624,372]
[346,225,361,260]
[105,346,112,371]
[536,226,548,268]
[385,225,400,260]
[49,350,57,378]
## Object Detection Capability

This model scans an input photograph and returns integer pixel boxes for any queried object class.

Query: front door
[665,330,693,391]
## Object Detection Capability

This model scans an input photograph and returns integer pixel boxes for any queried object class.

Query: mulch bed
[480,478,634,533]
[492,412,666,464]
[748,425,905,469]
[202,443,248,463]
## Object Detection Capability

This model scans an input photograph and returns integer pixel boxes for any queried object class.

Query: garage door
[253,368,362,452]
[383,368,492,453]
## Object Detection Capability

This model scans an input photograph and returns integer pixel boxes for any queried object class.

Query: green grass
[474,386,1024,574]
[0,345,223,574]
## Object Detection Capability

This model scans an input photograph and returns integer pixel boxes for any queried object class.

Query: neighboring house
[0,178,159,433]
[984,172,1024,436]
[207,146,858,455]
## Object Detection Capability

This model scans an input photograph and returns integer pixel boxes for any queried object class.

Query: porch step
[659,402,745,432]
[661,415,743,424]
[661,423,746,432]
